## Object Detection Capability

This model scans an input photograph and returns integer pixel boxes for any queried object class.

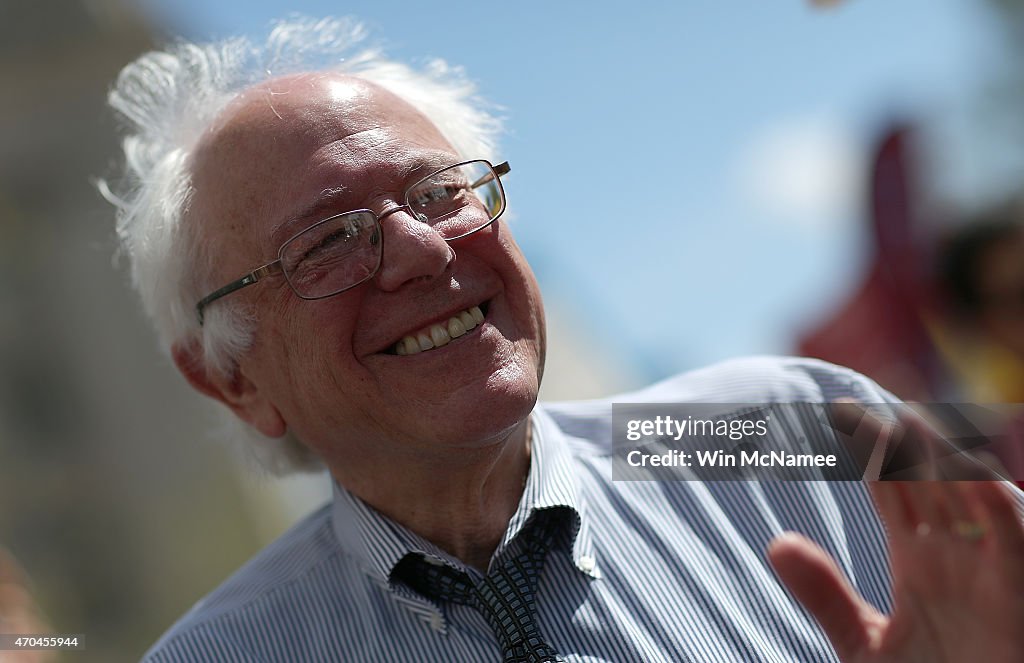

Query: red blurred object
[797,123,942,401]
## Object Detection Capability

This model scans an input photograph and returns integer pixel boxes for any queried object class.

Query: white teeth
[393,305,485,355]
[400,336,419,355]
[448,317,467,338]
[430,324,451,347]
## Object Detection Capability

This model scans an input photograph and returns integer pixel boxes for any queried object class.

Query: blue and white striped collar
[503,406,598,577]
[328,405,597,583]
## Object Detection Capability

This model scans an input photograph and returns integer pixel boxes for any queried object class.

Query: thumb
[768,532,880,660]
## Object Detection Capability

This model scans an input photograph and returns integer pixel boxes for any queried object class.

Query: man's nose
[372,206,454,292]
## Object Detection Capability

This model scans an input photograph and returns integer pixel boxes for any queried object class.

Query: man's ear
[171,339,287,438]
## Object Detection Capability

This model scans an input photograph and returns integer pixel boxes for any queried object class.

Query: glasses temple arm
[196,261,281,325]
[470,161,511,189]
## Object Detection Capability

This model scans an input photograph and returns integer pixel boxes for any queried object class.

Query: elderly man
[106,18,1023,663]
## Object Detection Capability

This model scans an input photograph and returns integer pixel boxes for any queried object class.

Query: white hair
[101,16,503,474]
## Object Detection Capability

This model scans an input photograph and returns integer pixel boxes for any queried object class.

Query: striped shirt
[144,356,923,661]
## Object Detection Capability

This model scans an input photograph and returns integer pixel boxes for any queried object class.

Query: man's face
[188,75,546,473]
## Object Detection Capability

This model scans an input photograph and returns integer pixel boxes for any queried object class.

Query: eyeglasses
[195,159,510,325]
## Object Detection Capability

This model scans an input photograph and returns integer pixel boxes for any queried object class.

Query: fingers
[972,481,1024,560]
[941,482,976,533]
[870,481,968,538]
[867,471,1021,547]
[869,478,1024,603]
[868,481,944,564]
[768,532,879,660]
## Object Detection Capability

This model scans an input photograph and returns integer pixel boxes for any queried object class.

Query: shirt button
[430,612,444,632]
[579,556,596,573]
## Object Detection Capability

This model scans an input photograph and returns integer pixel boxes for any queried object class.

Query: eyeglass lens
[407,160,504,238]
[280,161,503,299]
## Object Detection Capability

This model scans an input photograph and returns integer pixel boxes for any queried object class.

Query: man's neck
[332,418,532,572]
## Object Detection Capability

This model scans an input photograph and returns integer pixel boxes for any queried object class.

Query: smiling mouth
[390,302,488,356]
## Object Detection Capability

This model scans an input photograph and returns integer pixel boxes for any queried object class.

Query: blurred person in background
[102,17,1024,663]
[936,198,1024,482]
[938,198,1024,402]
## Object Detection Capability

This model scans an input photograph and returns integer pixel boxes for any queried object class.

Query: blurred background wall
[3,0,1024,659]
[0,4,295,661]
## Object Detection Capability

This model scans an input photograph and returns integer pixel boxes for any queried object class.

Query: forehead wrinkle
[313,127,390,167]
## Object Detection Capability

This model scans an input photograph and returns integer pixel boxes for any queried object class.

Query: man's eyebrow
[270,186,350,244]
[267,155,457,245]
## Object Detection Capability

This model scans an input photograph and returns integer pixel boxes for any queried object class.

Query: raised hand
[769,401,1024,662]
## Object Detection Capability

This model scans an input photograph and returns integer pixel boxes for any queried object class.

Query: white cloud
[735,115,863,229]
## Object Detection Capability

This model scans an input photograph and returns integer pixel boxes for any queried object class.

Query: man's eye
[301,227,357,261]
[412,184,466,206]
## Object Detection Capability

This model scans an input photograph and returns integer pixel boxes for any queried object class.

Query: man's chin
[430,371,539,446]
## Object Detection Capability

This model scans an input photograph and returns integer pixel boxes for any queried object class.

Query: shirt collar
[501,406,597,576]
[328,406,598,583]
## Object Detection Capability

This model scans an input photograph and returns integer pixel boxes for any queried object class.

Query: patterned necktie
[393,510,565,663]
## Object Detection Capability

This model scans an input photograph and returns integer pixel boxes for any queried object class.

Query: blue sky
[138,0,1012,383]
